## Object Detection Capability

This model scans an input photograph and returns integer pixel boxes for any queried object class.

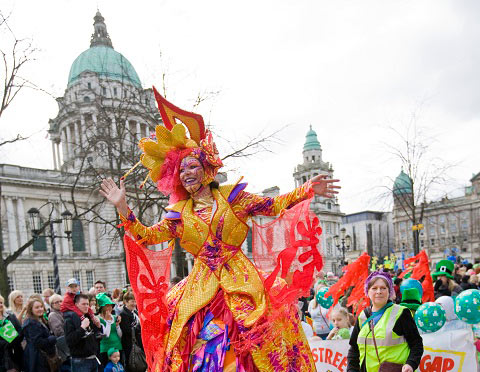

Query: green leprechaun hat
[400,288,422,311]
[431,259,455,280]
[96,292,115,308]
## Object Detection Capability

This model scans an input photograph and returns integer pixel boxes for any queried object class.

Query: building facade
[341,211,393,264]
[392,170,480,267]
[0,12,182,298]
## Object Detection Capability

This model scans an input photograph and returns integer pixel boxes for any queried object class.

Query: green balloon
[414,302,446,333]
[455,289,480,325]
[316,287,334,308]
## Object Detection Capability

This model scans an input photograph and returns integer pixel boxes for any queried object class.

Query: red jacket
[60,292,95,320]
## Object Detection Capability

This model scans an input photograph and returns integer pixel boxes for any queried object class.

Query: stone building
[0,12,178,298]
[341,211,393,263]
[392,170,480,267]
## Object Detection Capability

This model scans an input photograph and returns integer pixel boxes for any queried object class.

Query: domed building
[0,12,171,297]
[294,127,344,273]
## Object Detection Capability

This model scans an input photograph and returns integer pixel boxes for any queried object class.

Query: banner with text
[309,328,478,372]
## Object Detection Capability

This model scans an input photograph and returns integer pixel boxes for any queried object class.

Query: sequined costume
[121,179,317,371]
[119,89,318,371]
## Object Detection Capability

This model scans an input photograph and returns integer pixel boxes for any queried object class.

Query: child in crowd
[104,348,125,372]
[326,307,353,340]
[308,284,331,339]
[60,278,100,328]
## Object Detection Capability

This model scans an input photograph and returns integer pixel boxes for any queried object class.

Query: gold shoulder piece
[165,199,188,212]
[218,177,245,200]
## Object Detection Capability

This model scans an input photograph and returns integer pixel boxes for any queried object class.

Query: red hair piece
[325,252,371,317]
[399,250,434,302]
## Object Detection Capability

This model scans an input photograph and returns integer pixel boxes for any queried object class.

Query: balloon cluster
[454,289,480,324]
[316,287,334,308]
[414,302,446,333]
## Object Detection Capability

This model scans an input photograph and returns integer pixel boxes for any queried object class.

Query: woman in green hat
[432,260,462,299]
[97,293,124,369]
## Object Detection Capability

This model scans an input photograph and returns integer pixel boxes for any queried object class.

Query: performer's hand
[99,178,129,216]
[402,365,413,372]
[311,175,340,198]
[92,316,101,328]
[116,315,121,326]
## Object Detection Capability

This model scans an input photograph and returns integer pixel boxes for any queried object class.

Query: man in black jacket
[64,293,100,372]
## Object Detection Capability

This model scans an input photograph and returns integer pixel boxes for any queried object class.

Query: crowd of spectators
[0,279,145,372]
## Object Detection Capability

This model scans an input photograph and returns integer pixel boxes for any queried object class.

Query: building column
[61,129,68,162]
[74,121,79,152]
[16,198,28,248]
[124,119,130,150]
[136,122,141,142]
[88,211,98,256]
[65,125,72,161]
[186,254,193,273]
[5,197,18,253]
[51,142,58,170]
[56,142,62,167]
[170,262,177,278]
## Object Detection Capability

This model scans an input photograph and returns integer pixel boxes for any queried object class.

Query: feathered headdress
[123,87,223,203]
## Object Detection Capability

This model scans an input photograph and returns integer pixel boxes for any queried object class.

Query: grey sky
[1,0,479,213]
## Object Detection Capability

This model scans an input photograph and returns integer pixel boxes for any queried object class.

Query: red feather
[325,252,371,317]
[399,250,434,303]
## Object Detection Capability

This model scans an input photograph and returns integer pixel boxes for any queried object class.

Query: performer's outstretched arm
[100,178,178,245]
[233,175,340,217]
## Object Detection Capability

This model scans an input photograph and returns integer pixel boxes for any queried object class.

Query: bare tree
[0,11,38,137]
[380,113,454,255]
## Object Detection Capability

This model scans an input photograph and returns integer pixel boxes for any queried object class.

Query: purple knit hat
[364,271,395,301]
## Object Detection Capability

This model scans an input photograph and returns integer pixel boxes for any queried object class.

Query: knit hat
[432,259,455,280]
[107,347,119,357]
[399,288,422,311]
[96,293,115,308]
[364,271,395,300]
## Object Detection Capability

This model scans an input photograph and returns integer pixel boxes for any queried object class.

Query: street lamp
[334,227,351,268]
[27,207,74,294]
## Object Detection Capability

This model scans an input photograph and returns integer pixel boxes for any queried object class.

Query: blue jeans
[71,357,98,372]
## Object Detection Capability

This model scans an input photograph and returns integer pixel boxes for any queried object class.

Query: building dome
[393,169,413,195]
[68,46,141,88]
[303,125,321,151]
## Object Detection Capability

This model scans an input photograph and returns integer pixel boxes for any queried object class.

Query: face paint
[179,156,205,194]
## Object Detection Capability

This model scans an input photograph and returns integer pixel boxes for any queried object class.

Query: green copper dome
[67,46,141,88]
[393,170,413,195]
[303,126,321,151]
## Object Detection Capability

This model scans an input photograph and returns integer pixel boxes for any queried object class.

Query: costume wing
[252,197,324,305]
[124,235,173,371]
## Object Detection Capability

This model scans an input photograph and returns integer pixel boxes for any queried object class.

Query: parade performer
[100,88,338,372]
[347,271,423,372]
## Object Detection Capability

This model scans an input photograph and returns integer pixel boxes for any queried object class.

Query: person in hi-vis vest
[346,271,424,372]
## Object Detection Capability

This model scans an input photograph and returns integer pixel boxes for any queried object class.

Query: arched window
[83,96,90,103]
[72,219,85,252]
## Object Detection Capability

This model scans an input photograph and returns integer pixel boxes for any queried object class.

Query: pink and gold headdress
[124,87,223,203]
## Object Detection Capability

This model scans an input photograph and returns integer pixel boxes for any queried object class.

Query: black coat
[22,317,56,372]
[119,307,143,362]
[64,311,99,358]
[0,313,23,372]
